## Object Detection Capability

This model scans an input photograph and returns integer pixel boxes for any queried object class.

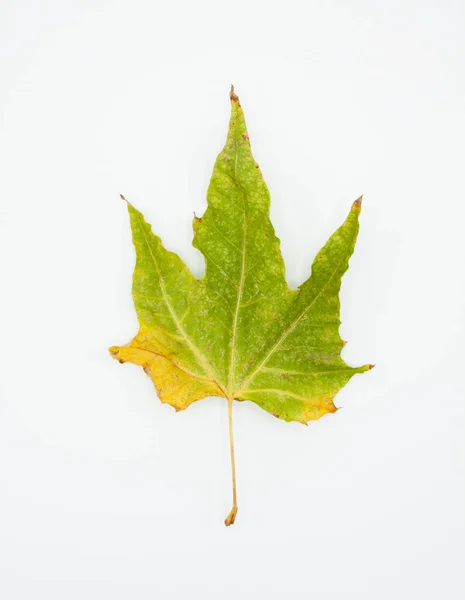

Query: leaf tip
[109,346,124,363]
[352,195,363,210]
[229,84,240,106]
[120,194,131,208]
[367,363,375,371]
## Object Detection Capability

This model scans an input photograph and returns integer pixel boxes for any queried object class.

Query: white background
[1,1,464,598]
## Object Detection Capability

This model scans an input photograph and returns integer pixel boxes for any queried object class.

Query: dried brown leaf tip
[229,84,240,105]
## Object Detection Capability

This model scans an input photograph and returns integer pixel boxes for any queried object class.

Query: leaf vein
[136,213,225,394]
[236,253,348,394]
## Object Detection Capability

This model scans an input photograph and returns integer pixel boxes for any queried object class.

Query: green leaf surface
[110,87,372,524]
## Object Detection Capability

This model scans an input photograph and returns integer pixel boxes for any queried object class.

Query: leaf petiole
[224,396,238,526]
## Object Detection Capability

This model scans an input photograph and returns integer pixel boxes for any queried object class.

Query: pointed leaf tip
[229,84,240,105]
[352,195,363,209]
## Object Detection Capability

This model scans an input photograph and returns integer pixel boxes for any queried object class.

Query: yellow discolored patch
[110,342,224,411]
[299,396,338,424]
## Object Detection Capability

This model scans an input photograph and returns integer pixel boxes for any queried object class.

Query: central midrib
[228,190,246,397]
[228,137,247,398]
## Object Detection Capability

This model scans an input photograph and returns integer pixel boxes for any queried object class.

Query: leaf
[110,86,373,525]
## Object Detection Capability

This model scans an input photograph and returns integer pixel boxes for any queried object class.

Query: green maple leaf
[110,86,373,526]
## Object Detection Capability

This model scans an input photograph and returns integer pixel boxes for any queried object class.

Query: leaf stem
[224,396,238,526]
